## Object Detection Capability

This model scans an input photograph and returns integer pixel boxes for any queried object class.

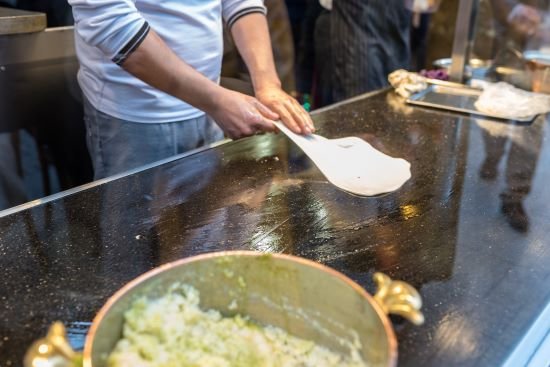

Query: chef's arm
[68,0,218,110]
[120,31,224,113]
[68,0,279,138]
[119,30,282,138]
[230,13,315,134]
[221,0,276,92]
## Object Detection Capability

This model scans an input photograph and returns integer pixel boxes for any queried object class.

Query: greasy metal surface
[407,85,537,123]
[1,90,550,366]
[0,7,46,35]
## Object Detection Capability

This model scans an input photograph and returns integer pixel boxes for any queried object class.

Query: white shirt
[69,0,266,123]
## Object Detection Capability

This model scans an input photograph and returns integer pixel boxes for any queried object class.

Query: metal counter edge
[502,300,550,367]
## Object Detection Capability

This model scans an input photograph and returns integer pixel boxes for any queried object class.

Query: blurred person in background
[491,0,550,53]
[293,0,332,109]
[0,5,23,209]
[284,0,308,54]
[486,1,550,90]
[68,0,313,180]
[480,0,549,233]
[0,0,15,7]
[330,0,412,102]
[265,0,297,93]
[312,0,333,107]
[478,117,544,233]
[0,134,27,210]
[408,0,441,71]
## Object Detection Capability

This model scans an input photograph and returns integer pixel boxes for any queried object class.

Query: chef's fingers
[226,119,274,139]
[282,99,311,135]
[255,116,278,133]
[224,124,252,139]
[226,107,268,138]
[251,99,279,121]
[290,98,315,133]
[270,101,302,134]
[245,106,277,134]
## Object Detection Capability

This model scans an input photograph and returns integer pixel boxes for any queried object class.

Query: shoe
[501,201,529,233]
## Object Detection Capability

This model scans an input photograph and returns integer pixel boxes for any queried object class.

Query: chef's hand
[508,4,541,36]
[209,89,279,139]
[255,86,315,135]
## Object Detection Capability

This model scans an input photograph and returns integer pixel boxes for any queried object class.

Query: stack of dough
[388,69,428,98]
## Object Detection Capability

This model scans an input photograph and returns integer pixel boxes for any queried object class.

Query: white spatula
[274,121,411,196]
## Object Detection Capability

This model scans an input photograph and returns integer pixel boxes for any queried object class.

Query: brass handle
[24,322,83,367]
[373,272,425,325]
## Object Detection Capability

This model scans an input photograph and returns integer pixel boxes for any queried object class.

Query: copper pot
[524,50,550,93]
[25,251,424,367]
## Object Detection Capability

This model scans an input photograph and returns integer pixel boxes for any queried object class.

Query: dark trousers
[331,0,412,102]
[410,13,432,71]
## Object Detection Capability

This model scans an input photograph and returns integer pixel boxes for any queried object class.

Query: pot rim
[524,50,550,66]
[82,250,398,367]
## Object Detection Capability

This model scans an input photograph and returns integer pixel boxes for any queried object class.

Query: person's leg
[264,0,296,93]
[284,0,308,56]
[410,13,431,71]
[503,123,543,202]
[173,115,224,154]
[200,116,225,146]
[500,121,544,232]
[83,97,223,180]
[479,128,507,181]
[0,133,27,210]
[296,0,323,99]
[83,107,174,179]
[331,0,412,101]
[330,0,369,102]
[313,10,333,107]
[364,0,412,90]
[416,13,432,71]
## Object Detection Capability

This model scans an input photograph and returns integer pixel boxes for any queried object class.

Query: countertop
[1,89,549,366]
[0,7,46,36]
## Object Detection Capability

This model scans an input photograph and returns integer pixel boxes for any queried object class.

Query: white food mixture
[107,285,368,367]
[474,81,550,119]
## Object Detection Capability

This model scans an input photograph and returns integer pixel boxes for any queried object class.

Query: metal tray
[406,85,537,123]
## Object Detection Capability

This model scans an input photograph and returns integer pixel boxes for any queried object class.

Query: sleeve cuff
[226,6,266,28]
[112,21,151,66]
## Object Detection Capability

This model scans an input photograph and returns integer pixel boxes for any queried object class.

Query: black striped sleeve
[226,6,266,28]
[112,21,151,66]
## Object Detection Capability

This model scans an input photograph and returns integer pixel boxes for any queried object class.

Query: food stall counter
[0,89,549,366]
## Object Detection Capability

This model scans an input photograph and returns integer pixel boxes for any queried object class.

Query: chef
[68,0,314,179]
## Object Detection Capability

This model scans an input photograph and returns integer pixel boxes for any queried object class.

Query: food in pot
[107,284,367,367]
